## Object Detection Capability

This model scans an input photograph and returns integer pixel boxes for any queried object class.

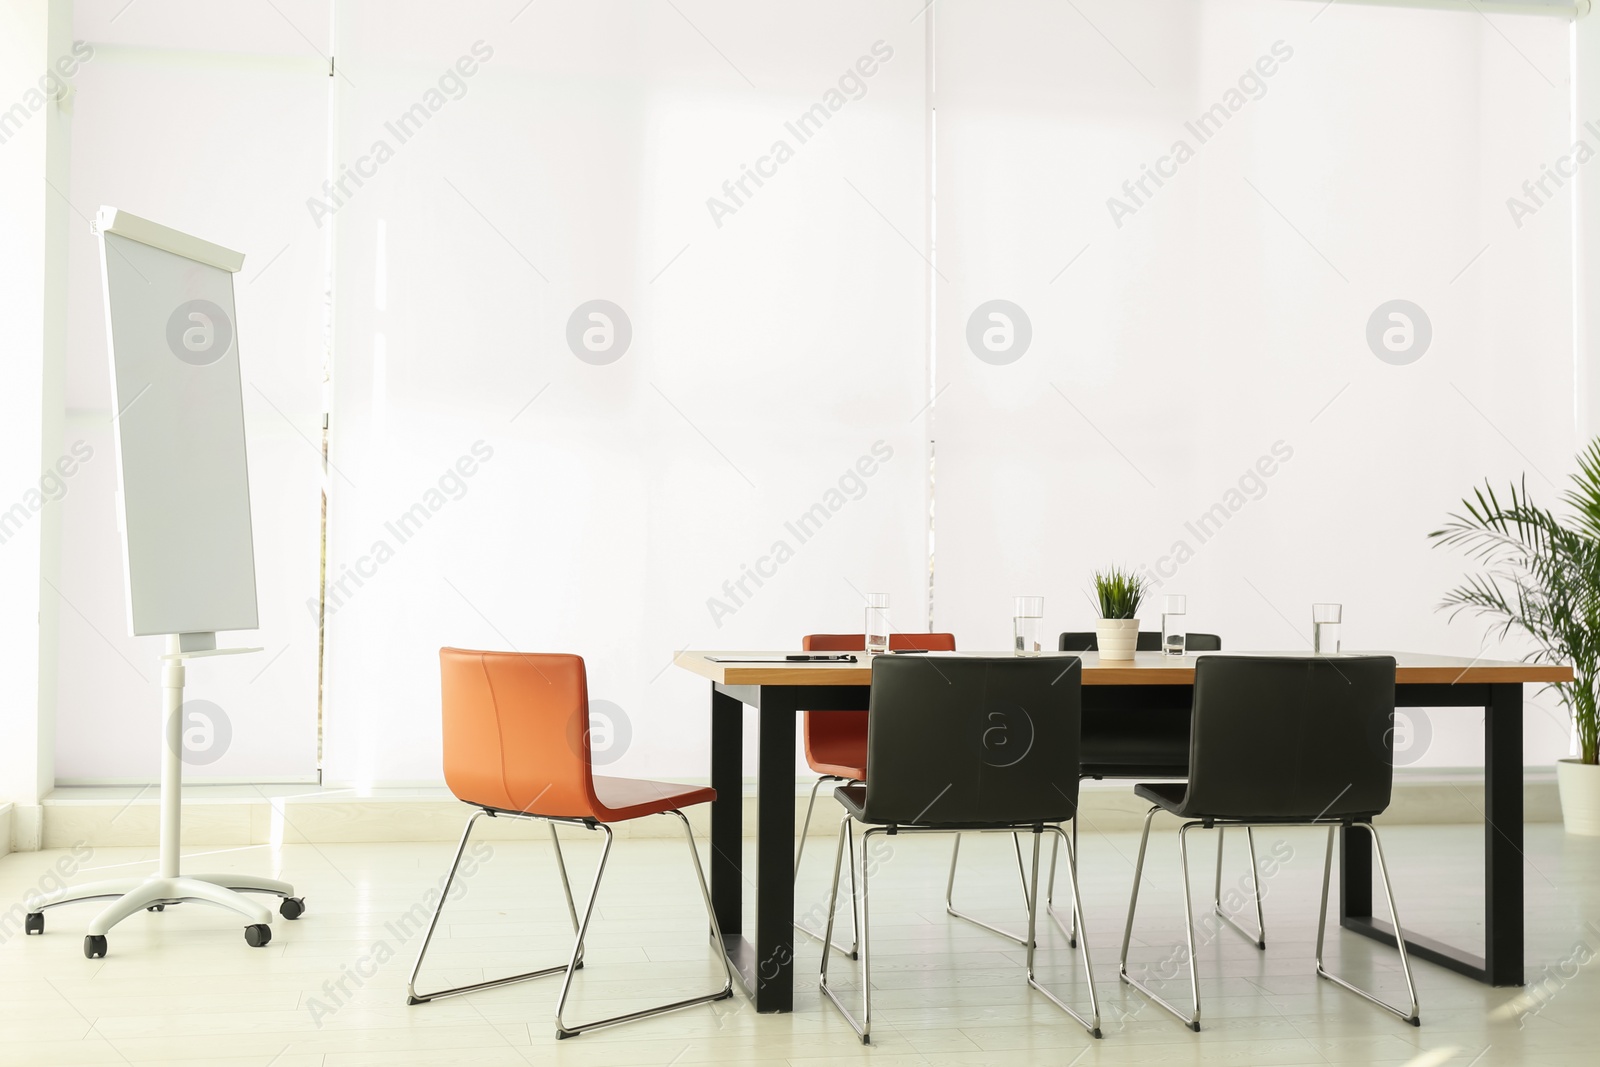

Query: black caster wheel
[244,924,272,948]
[24,912,43,936]
[278,897,305,920]
[147,904,165,912]
[84,934,107,959]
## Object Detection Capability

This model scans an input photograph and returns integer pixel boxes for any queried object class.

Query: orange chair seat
[592,776,716,823]
[804,731,868,781]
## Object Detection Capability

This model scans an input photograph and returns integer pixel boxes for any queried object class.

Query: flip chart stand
[24,635,303,958]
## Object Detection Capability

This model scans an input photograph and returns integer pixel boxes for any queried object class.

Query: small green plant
[1430,439,1600,765]
[1091,566,1146,620]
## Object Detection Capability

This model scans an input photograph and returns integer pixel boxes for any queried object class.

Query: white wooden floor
[1,822,1596,1066]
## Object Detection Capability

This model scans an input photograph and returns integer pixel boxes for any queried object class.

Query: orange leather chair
[794,632,956,957]
[407,649,734,1039]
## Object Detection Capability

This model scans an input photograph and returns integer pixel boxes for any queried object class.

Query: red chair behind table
[407,648,734,1040]
[794,632,956,956]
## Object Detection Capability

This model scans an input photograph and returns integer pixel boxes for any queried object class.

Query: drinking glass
[1313,603,1342,655]
[1013,596,1044,657]
[1161,594,1187,657]
[864,593,890,655]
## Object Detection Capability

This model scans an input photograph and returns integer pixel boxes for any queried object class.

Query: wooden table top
[673,650,1574,688]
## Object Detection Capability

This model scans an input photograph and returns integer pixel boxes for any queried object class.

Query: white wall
[51,0,328,781]
[320,1,931,784]
[32,0,1586,788]
[0,0,70,835]
[933,0,1576,767]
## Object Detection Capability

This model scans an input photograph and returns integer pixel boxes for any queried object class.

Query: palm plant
[1091,566,1146,620]
[1429,440,1600,765]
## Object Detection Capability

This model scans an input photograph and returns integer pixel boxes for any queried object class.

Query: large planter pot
[1557,758,1600,836]
[1096,618,1139,661]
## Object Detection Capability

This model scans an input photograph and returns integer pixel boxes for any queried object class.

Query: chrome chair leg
[859,824,874,1044]
[1025,826,1101,1038]
[794,775,858,958]
[554,811,735,1039]
[1044,816,1078,947]
[944,832,1035,946]
[1213,826,1267,949]
[550,820,582,937]
[818,814,850,989]
[819,816,875,1044]
[1316,823,1421,1026]
[1119,806,1203,1031]
[1118,807,1156,986]
[407,810,578,1004]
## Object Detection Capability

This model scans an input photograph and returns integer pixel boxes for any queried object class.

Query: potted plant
[1431,440,1600,835]
[1091,566,1146,661]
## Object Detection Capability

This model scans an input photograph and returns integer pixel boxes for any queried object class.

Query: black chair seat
[833,783,1070,830]
[1131,781,1384,823]
[1132,782,1186,812]
[834,782,867,820]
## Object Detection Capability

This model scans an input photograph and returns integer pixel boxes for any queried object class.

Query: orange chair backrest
[439,647,600,819]
[801,632,957,764]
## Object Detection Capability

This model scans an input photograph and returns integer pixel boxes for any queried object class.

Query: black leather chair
[947,632,1253,953]
[1047,632,1255,950]
[818,656,1100,1044]
[1119,655,1419,1032]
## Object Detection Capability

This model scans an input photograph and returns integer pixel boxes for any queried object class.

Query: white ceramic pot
[1096,618,1140,661]
[1557,758,1600,836]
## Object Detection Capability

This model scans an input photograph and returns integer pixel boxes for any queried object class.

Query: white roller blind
[322,1,930,784]
[53,2,329,781]
[932,0,1575,767]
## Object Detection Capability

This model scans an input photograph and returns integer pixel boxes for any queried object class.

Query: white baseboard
[3,804,41,853]
[0,802,12,857]
[36,772,1564,849]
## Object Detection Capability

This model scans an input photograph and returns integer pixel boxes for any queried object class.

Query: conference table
[674,648,1572,1013]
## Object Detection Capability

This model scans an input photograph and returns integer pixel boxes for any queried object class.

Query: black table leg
[703,681,865,1014]
[1484,682,1524,985]
[1339,823,1373,921]
[752,687,798,1012]
[709,684,744,974]
[1341,682,1525,986]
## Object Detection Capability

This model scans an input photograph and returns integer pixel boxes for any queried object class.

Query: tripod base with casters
[20,636,300,959]
[28,874,303,957]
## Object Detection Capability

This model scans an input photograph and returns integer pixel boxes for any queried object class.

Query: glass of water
[1161,594,1187,657]
[1313,603,1342,655]
[1013,596,1044,656]
[864,593,890,655]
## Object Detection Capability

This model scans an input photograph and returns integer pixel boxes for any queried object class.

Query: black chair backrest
[862,656,1081,828]
[1059,631,1222,652]
[1177,655,1397,820]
